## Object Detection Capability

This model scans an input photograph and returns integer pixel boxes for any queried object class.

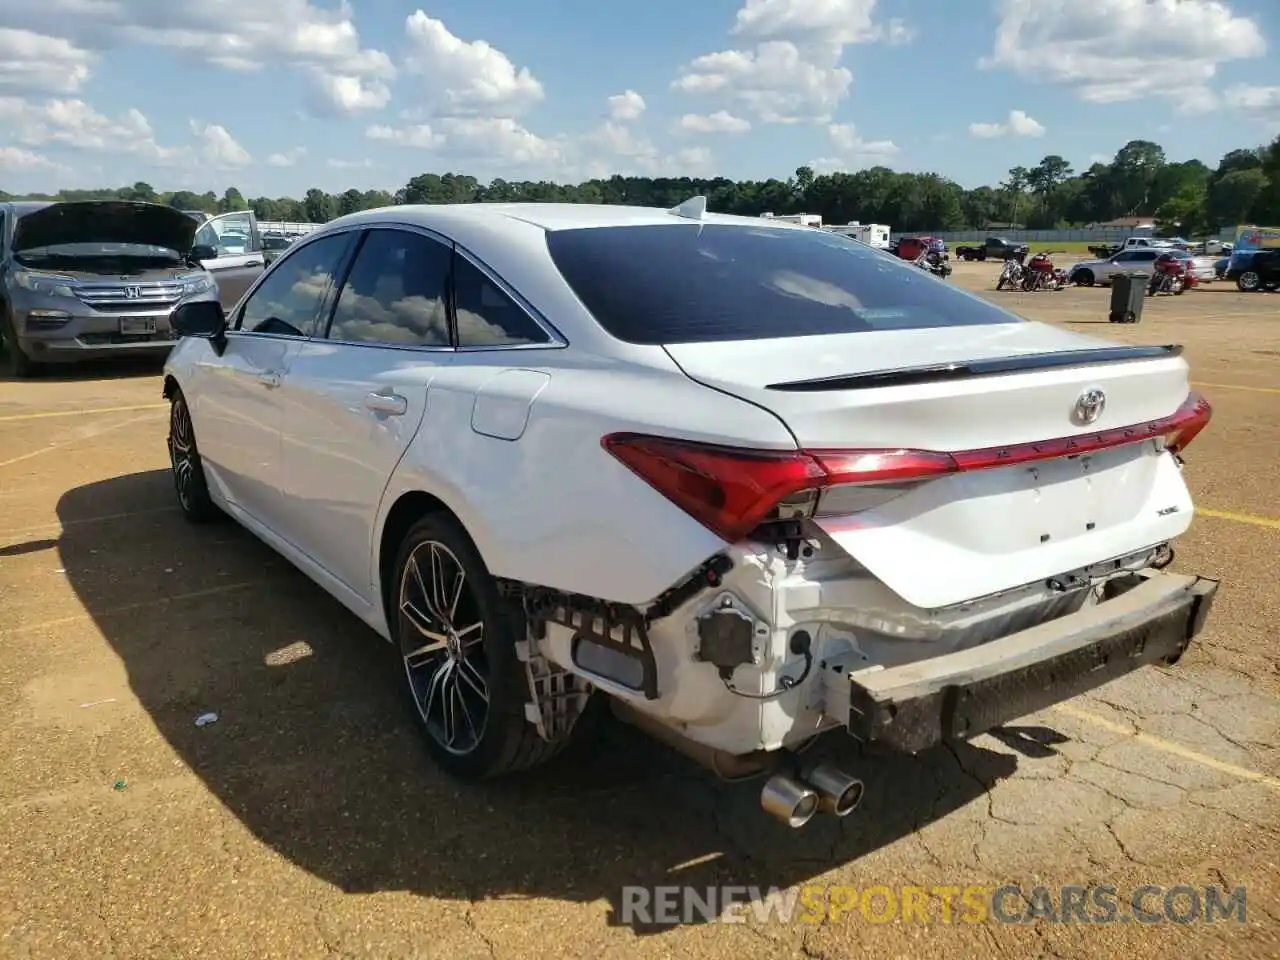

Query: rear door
[275,226,454,599]
[195,211,268,310]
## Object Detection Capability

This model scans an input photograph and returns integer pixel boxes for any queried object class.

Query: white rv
[826,222,891,249]
[760,212,824,228]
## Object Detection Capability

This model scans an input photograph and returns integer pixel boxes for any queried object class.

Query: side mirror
[190,243,218,262]
[171,300,226,340]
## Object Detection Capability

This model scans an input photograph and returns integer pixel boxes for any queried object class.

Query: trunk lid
[664,324,1198,609]
[12,201,199,256]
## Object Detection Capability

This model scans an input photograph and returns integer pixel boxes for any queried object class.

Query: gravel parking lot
[1,262,1277,959]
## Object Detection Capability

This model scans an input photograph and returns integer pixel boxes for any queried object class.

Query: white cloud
[968,109,1045,138]
[676,110,752,134]
[190,120,251,167]
[884,18,915,45]
[0,1,395,115]
[1223,84,1280,126]
[674,146,714,170]
[673,42,851,123]
[731,0,884,48]
[402,10,543,116]
[328,158,374,169]
[306,72,391,117]
[366,123,445,149]
[436,117,562,165]
[672,0,909,124]
[266,147,307,167]
[979,0,1266,108]
[0,96,184,164]
[0,28,93,93]
[0,145,63,170]
[607,89,646,122]
[827,122,899,163]
[367,115,563,167]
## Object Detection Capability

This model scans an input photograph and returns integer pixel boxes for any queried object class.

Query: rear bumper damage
[827,571,1218,754]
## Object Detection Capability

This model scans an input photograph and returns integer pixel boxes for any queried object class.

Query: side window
[195,212,257,257]
[325,229,451,347]
[1134,251,1158,262]
[453,253,550,348]
[235,233,351,337]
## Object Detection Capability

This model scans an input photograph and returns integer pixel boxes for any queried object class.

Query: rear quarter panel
[375,348,799,606]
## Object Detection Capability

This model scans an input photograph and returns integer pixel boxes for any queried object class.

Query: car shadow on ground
[56,469,1024,934]
[0,351,165,383]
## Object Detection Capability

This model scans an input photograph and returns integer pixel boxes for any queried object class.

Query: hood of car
[11,201,200,255]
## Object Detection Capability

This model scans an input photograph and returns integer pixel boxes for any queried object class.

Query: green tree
[1206,169,1269,227]
[302,188,335,222]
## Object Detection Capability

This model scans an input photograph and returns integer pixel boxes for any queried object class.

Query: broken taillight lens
[602,391,1213,543]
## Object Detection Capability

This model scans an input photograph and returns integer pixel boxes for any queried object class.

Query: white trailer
[760,212,824,228]
[826,222,891,249]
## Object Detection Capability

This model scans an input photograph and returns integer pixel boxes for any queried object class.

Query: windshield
[544,223,1021,345]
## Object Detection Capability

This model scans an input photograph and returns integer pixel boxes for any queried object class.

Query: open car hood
[11,201,200,255]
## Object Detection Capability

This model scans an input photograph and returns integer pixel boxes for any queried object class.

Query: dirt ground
[1,263,1277,959]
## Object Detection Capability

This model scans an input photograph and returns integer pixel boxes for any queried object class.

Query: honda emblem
[124,286,142,299]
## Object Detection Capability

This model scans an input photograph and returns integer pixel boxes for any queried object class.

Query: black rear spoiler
[765,344,1184,392]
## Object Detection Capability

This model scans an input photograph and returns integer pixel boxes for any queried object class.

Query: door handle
[245,260,263,267]
[365,391,408,415]
[257,371,282,389]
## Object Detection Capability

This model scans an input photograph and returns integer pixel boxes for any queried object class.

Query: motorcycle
[1021,251,1059,292]
[924,249,952,279]
[996,259,1024,291]
[912,250,952,279]
[1147,254,1189,296]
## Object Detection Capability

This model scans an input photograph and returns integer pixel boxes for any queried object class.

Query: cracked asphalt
[1,264,1277,959]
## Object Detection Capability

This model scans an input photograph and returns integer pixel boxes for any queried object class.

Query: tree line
[3,134,1277,235]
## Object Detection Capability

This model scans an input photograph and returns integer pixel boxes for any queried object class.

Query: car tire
[1236,271,1261,292]
[167,388,222,523]
[1074,269,1094,286]
[392,512,573,781]
[0,311,38,379]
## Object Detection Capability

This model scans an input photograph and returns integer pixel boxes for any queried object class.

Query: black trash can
[1109,272,1147,324]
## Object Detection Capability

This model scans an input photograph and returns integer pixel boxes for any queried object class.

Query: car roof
[320,201,798,235]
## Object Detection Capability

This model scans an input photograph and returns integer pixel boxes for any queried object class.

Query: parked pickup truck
[1087,236,1187,259]
[955,237,1028,261]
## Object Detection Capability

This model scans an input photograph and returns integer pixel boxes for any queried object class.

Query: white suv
[161,200,1219,828]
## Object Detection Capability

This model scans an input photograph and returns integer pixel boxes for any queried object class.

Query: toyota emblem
[1073,387,1107,425]
[124,285,142,299]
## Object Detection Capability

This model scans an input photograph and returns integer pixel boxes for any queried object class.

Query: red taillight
[601,434,827,543]
[602,392,1213,543]
[1164,392,1212,453]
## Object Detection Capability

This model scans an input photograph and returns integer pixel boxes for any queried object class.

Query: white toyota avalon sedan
[162,199,1218,829]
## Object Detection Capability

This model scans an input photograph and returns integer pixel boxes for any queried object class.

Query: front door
[187,230,355,529]
[276,226,455,598]
[195,211,268,311]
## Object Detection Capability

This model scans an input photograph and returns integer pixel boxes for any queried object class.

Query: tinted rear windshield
[544,223,1020,344]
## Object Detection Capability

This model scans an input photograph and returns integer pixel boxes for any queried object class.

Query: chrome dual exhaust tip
[760,774,820,828]
[806,763,864,817]
[759,763,864,827]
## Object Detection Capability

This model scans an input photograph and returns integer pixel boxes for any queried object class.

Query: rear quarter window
[544,223,1021,345]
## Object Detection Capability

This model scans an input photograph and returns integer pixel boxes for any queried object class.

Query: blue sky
[0,0,1277,197]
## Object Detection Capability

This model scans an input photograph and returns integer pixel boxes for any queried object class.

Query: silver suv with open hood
[0,200,266,377]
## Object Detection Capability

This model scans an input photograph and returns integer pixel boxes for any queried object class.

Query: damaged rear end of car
[519,215,1220,827]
